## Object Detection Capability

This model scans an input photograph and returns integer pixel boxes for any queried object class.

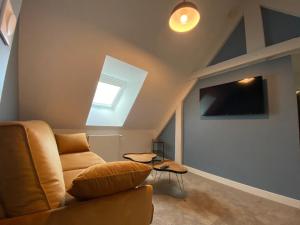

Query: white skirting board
[185,165,300,209]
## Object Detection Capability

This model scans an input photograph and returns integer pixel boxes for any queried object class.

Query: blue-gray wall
[0,0,22,120]
[261,7,300,46]
[209,18,246,66]
[0,27,19,120]
[184,56,300,200]
[158,115,175,160]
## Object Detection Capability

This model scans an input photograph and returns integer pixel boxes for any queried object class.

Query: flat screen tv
[200,76,265,116]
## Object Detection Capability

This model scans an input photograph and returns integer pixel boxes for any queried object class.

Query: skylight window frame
[86,55,148,127]
[92,75,125,109]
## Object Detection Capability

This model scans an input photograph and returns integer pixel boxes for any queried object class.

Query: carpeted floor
[146,172,300,225]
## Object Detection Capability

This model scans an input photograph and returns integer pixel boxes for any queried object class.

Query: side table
[153,160,188,191]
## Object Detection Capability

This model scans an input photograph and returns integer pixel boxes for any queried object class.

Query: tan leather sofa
[0,121,153,225]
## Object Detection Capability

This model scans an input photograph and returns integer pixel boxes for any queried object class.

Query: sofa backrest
[0,121,65,217]
[0,204,5,219]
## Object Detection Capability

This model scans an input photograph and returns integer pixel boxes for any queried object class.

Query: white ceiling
[18,0,242,129]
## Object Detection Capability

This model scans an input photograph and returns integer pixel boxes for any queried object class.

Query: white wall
[17,0,244,158]
[88,135,121,162]
[18,0,241,130]
[292,54,300,91]
[55,128,154,161]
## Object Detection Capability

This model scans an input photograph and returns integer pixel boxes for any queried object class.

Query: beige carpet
[146,172,300,225]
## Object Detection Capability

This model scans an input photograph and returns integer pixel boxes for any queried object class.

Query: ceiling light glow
[169,1,200,33]
[180,14,188,24]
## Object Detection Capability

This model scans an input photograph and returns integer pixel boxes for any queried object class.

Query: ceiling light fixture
[169,0,200,33]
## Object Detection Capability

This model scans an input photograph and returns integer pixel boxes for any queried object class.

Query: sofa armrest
[0,185,153,225]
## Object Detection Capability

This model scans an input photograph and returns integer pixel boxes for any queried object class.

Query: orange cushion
[55,133,90,154]
[68,161,152,200]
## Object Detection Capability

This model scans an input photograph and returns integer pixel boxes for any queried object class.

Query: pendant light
[169,0,200,33]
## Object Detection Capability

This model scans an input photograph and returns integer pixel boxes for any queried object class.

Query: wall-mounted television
[200,76,265,116]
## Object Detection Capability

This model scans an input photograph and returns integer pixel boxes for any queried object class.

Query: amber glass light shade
[169,1,200,33]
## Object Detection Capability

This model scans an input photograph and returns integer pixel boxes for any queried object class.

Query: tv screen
[200,76,265,116]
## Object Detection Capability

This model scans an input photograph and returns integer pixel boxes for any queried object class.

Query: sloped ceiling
[18,0,241,129]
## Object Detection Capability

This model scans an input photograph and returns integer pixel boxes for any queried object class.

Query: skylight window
[86,55,147,127]
[93,82,121,107]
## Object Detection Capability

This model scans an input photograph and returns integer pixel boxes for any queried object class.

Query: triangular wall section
[157,114,175,160]
[261,7,300,46]
[208,18,247,66]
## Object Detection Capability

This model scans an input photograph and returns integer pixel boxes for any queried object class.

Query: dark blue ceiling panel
[208,18,247,66]
[261,7,300,46]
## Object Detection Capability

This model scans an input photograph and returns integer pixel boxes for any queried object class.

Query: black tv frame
[199,76,266,116]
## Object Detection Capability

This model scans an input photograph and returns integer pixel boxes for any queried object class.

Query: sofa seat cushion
[0,185,153,225]
[60,152,106,171]
[68,161,152,200]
